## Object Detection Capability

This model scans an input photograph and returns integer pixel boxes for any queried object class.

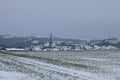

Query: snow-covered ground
[0,50,120,80]
[0,71,35,80]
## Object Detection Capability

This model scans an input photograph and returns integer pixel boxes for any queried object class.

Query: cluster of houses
[1,38,119,51]
[30,41,118,51]
[0,35,120,51]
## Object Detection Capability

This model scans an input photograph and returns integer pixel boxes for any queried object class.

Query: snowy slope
[0,71,35,80]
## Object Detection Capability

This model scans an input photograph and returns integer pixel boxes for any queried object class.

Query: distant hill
[0,35,120,49]
[0,36,87,48]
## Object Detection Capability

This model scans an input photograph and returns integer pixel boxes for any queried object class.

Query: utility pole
[49,33,53,50]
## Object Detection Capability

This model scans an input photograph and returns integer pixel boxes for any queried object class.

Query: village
[0,35,119,51]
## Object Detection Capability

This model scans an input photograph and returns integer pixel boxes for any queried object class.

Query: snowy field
[0,50,120,80]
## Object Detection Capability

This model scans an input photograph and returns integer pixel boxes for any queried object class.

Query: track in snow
[0,51,119,80]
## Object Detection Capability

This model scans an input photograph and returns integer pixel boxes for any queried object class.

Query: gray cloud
[0,0,120,39]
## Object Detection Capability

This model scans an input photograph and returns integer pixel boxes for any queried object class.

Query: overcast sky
[0,0,120,39]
